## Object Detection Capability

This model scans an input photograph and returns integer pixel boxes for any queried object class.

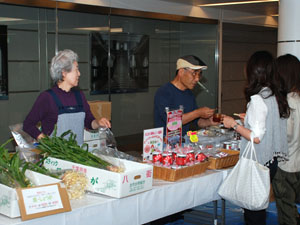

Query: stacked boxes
[83,129,105,152]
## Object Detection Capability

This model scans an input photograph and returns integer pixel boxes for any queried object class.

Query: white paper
[143,127,164,161]
[21,185,63,215]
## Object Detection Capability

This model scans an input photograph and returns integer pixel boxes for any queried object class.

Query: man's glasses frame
[184,68,202,78]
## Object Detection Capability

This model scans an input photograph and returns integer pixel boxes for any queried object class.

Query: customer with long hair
[223,51,290,225]
[273,53,300,225]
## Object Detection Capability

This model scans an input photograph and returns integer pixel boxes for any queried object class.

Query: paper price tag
[16,183,71,221]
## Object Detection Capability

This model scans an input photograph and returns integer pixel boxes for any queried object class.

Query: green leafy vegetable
[37,128,112,170]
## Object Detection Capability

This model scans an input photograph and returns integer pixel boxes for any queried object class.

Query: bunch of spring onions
[37,128,114,171]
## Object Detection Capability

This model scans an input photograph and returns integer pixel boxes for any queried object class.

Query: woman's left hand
[98,118,111,128]
[222,115,236,129]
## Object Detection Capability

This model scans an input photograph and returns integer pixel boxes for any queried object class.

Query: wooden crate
[153,161,210,182]
[208,149,239,170]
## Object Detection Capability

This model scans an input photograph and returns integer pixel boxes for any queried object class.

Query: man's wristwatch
[232,123,239,130]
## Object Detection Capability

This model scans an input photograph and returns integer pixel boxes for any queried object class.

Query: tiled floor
[164,201,300,225]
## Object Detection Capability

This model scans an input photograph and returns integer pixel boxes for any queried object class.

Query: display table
[0,170,227,225]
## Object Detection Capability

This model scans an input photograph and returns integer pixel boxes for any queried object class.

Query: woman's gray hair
[50,49,78,83]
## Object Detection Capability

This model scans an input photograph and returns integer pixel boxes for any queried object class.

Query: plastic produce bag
[99,127,117,148]
[95,127,141,162]
[9,123,35,148]
[16,146,41,163]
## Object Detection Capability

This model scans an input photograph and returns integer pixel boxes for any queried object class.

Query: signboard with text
[143,127,164,161]
[166,108,183,148]
[16,183,71,221]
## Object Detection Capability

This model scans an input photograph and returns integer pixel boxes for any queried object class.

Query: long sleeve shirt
[23,85,94,140]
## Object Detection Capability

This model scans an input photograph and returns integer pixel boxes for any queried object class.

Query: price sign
[143,127,164,161]
[16,183,71,220]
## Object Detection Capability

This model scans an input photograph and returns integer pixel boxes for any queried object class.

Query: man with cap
[154,55,216,136]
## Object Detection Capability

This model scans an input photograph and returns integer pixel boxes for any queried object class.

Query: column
[277,0,300,59]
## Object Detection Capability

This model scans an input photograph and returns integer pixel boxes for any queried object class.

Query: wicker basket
[153,161,210,182]
[208,149,239,170]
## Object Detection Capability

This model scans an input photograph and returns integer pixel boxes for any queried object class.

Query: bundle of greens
[0,139,30,188]
[37,129,115,171]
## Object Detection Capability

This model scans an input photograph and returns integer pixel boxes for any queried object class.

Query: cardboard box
[84,129,100,141]
[44,157,153,198]
[0,170,60,218]
[88,101,111,121]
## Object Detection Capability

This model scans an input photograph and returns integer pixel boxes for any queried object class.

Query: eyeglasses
[184,68,202,78]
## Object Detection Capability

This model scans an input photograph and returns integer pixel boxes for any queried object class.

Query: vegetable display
[37,129,114,171]
[0,139,60,188]
[0,139,30,188]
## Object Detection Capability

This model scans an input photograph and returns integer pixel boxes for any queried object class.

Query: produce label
[16,183,71,220]
[21,185,63,214]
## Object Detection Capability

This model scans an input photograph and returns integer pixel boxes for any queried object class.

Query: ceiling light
[198,0,278,7]
[0,17,24,22]
[74,27,123,33]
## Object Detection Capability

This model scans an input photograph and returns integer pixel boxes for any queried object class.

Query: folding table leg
[213,200,218,225]
[221,199,226,225]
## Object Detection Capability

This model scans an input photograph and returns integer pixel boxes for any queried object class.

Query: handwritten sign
[16,183,71,220]
[22,185,63,214]
[143,127,164,161]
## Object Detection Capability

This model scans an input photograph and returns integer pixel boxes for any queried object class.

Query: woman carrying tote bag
[222,51,290,225]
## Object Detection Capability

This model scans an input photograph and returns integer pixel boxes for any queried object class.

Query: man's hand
[197,107,215,119]
[198,116,221,128]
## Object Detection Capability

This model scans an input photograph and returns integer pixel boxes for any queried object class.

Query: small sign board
[16,183,71,221]
[166,107,183,148]
[143,127,164,161]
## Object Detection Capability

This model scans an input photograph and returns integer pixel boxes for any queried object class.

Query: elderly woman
[23,49,110,145]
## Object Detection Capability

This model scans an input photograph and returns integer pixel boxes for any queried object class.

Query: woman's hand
[37,133,46,140]
[222,115,237,129]
[92,118,111,129]
[98,118,111,128]
[234,113,246,123]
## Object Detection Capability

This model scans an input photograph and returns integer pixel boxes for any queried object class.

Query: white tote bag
[218,138,270,210]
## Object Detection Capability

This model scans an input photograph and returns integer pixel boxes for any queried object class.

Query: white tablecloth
[0,170,226,225]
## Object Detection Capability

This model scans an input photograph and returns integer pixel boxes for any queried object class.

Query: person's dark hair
[244,51,289,118]
[277,54,300,94]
